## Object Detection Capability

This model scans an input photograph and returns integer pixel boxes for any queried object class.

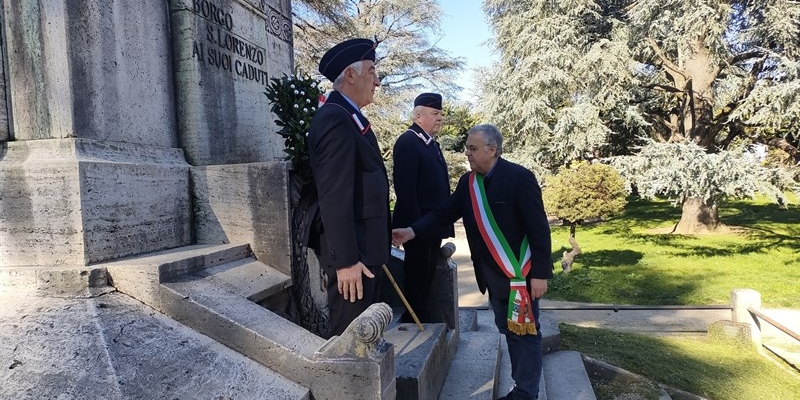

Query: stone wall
[2,1,177,146]
[192,162,292,274]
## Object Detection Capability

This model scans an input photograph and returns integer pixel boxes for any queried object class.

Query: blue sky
[435,0,497,102]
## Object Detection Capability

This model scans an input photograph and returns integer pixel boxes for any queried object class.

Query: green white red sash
[469,172,537,335]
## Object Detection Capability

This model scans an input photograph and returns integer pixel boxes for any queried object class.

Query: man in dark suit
[392,124,553,400]
[392,92,453,323]
[307,38,390,338]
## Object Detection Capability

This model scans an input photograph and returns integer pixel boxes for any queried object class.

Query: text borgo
[193,0,233,31]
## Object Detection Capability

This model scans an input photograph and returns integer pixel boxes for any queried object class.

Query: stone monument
[0,1,395,399]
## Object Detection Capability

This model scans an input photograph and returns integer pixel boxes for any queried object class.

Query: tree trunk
[560,223,582,273]
[288,182,329,336]
[673,196,722,234]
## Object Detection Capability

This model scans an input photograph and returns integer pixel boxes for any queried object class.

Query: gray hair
[468,124,503,157]
[332,60,363,90]
[411,105,424,120]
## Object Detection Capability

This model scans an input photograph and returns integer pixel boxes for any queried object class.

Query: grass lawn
[546,195,800,399]
[547,195,800,308]
[561,324,800,400]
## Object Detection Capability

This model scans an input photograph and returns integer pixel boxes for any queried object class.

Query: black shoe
[497,394,513,400]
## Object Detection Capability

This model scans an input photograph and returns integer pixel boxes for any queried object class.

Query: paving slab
[0,288,309,400]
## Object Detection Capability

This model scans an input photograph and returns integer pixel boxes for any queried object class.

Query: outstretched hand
[337,262,375,302]
[392,227,416,246]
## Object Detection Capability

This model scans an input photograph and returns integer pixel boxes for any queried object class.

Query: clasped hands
[391,227,415,246]
[390,227,548,298]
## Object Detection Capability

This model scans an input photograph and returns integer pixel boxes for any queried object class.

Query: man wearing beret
[307,38,390,338]
[391,93,453,323]
[393,124,553,400]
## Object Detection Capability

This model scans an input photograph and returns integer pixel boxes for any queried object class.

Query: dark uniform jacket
[391,123,454,240]
[307,91,391,268]
[412,158,553,299]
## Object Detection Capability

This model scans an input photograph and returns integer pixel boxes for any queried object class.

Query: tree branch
[647,38,687,81]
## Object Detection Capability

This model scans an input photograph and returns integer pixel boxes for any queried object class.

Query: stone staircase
[96,241,598,400]
[385,308,595,400]
[101,243,395,400]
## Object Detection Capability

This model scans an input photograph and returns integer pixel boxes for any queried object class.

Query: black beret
[414,93,442,110]
[318,38,377,82]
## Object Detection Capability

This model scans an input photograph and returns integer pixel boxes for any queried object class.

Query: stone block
[0,139,191,266]
[707,320,755,346]
[168,0,292,165]
[385,323,452,400]
[3,0,177,146]
[192,162,292,274]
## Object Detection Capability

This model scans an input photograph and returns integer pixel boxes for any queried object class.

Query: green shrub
[543,161,628,227]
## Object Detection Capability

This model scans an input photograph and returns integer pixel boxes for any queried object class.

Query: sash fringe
[507,320,538,336]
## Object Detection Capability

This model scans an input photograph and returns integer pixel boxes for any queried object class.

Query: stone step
[197,257,291,302]
[161,276,325,360]
[437,329,502,399]
[543,351,597,400]
[441,309,585,400]
[438,309,501,399]
[385,323,456,400]
[497,336,548,400]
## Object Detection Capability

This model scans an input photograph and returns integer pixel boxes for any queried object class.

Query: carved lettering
[190,0,269,86]
[193,0,234,30]
[192,41,204,63]
[210,25,265,66]
[234,59,269,85]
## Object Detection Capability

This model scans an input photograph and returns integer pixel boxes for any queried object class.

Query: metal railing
[540,304,733,312]
[748,306,800,343]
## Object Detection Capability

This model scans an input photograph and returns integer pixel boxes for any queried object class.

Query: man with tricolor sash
[392,124,553,400]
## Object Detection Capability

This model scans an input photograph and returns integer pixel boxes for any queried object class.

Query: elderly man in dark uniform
[392,124,553,400]
[307,38,390,338]
[392,93,453,323]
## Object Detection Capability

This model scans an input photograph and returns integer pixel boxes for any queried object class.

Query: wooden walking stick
[382,264,424,332]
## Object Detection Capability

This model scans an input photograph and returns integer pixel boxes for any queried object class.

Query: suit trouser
[325,264,382,338]
[401,238,442,323]
[490,295,543,400]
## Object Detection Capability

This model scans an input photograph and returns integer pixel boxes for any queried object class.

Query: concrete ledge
[707,320,754,347]
[0,265,114,298]
[543,351,596,400]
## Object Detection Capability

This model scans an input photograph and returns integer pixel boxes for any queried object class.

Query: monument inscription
[191,0,270,86]
[170,0,292,165]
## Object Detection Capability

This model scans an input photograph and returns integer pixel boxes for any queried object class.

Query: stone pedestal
[0,139,190,266]
[0,0,191,267]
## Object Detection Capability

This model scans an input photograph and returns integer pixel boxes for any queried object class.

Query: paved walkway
[448,220,800,369]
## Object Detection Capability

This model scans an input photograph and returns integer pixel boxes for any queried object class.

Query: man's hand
[392,227,416,246]
[337,262,375,302]
[530,278,548,299]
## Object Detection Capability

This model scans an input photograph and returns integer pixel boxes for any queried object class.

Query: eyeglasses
[464,144,493,154]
